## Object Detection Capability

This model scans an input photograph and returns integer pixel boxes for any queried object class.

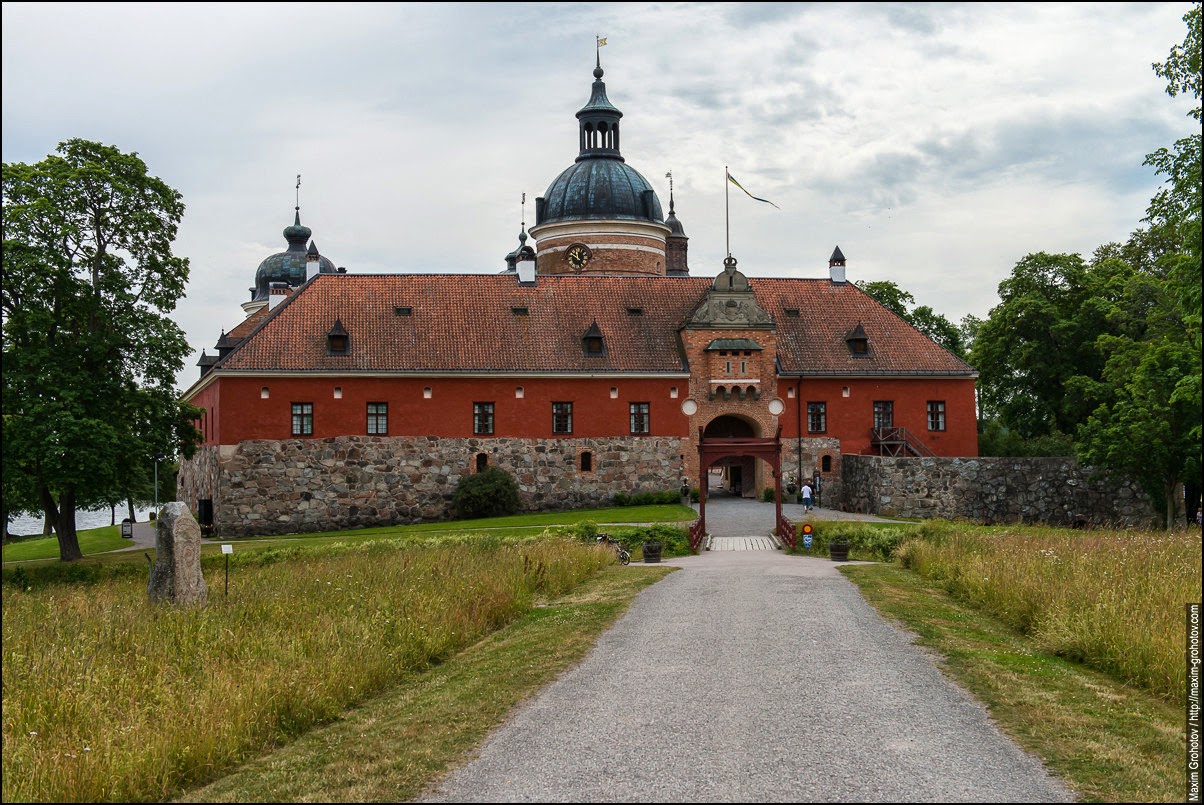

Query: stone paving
[696,490,900,542]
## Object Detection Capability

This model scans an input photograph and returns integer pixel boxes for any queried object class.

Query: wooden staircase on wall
[871,426,936,458]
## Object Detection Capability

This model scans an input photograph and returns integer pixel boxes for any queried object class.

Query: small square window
[291,402,313,436]
[927,400,947,431]
[807,402,827,434]
[629,402,650,435]
[367,402,388,435]
[552,402,573,434]
[473,402,494,435]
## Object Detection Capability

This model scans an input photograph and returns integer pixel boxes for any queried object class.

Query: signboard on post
[801,522,814,549]
[221,544,233,597]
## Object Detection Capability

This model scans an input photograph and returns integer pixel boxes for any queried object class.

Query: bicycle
[595,533,630,565]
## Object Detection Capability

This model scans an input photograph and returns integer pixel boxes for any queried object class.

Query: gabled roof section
[759,279,976,376]
[207,273,976,378]
[218,274,709,374]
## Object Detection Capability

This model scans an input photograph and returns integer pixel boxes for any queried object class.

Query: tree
[2,139,202,561]
[968,252,1133,438]
[1071,4,1202,527]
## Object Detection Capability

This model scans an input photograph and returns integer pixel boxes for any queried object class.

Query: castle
[178,56,977,536]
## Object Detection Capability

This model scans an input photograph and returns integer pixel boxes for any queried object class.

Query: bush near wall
[785,521,921,562]
[555,521,692,558]
[612,490,681,506]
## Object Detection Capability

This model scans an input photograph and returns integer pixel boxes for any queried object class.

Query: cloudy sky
[3,2,1196,392]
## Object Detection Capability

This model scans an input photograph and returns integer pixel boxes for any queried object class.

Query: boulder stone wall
[192,435,684,537]
[839,454,1158,528]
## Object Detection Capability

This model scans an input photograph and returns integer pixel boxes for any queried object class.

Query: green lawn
[2,524,131,562]
[2,504,697,564]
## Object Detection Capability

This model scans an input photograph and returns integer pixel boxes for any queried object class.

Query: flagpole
[725,165,730,259]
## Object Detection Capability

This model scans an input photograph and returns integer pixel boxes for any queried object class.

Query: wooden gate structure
[691,425,797,552]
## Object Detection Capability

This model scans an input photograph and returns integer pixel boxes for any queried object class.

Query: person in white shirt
[800,482,813,513]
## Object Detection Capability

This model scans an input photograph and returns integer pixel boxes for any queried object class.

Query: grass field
[4,510,1198,802]
[2,534,615,802]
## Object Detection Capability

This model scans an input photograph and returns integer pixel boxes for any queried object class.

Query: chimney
[306,240,321,282]
[268,282,289,309]
[829,246,847,284]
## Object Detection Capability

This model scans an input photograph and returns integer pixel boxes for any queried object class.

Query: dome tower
[529,54,671,276]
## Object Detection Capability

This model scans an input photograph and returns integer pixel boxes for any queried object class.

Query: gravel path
[420,547,1073,803]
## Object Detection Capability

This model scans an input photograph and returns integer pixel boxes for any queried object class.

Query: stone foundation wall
[183,435,684,537]
[782,437,843,504]
[177,444,220,513]
[840,455,1158,528]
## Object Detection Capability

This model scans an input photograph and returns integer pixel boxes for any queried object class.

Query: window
[740,360,747,374]
[327,320,349,355]
[629,402,650,434]
[582,321,605,356]
[821,455,832,472]
[807,402,827,433]
[291,402,313,436]
[475,453,488,472]
[873,401,893,429]
[552,402,573,434]
[580,451,593,472]
[927,400,947,431]
[367,402,388,435]
[473,402,494,435]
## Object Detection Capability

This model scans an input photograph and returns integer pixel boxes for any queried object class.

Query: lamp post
[153,453,167,517]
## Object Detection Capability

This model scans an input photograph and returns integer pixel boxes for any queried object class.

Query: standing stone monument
[147,502,208,605]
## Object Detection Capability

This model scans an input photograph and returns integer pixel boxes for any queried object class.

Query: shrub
[761,488,775,503]
[452,467,520,519]
[612,490,681,506]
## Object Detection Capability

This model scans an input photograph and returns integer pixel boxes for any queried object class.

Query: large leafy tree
[1074,3,1202,527]
[968,252,1134,438]
[2,139,202,560]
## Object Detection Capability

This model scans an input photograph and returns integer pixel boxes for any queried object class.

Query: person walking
[800,481,813,513]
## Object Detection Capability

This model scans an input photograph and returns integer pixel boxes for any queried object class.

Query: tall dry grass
[1,536,609,803]
[897,524,1202,704]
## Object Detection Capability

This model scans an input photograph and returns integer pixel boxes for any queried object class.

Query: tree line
[859,4,1201,526]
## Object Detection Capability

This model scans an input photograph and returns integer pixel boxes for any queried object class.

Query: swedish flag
[727,171,779,209]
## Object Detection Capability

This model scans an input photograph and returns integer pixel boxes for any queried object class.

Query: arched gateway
[691,424,797,552]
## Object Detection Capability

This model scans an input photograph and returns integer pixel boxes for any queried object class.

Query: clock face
[566,243,592,270]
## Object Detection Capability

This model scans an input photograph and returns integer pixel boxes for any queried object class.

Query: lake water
[8,505,159,537]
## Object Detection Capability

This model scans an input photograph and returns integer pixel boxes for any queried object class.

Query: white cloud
[3,1,1196,391]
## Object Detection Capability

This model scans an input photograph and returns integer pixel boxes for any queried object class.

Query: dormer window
[582,319,606,356]
[845,322,869,356]
[327,319,350,355]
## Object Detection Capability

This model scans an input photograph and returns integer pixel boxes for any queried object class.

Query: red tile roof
[210,273,975,377]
